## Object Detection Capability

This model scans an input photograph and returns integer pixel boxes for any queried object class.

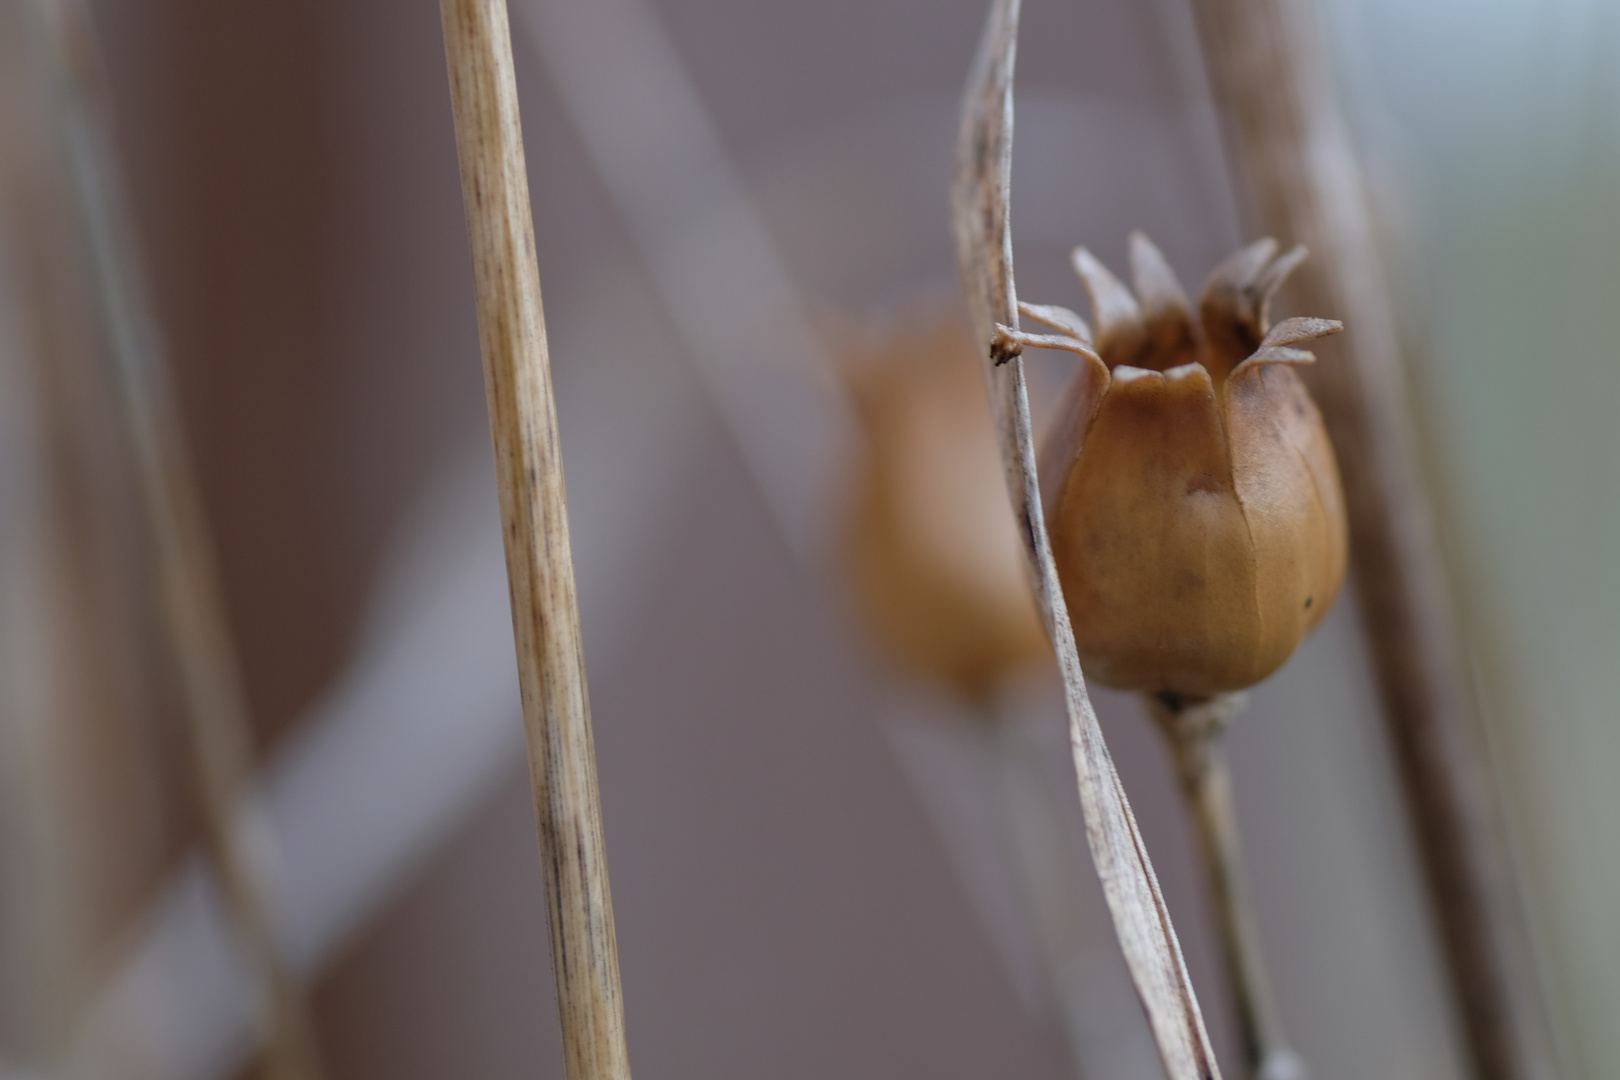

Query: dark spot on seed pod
[1305,596,1314,609]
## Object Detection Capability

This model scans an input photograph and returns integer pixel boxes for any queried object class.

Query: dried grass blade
[950,3,1220,1079]
[439,2,631,1078]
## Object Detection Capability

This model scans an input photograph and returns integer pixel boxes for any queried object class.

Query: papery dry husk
[1038,236,1347,695]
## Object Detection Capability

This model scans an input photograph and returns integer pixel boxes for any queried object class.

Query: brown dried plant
[951,0,1376,1076]
[1006,235,1346,697]
[951,2,1223,1077]
[1001,234,1352,1079]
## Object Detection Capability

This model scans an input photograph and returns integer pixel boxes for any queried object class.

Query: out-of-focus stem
[1183,2,1558,1078]
[21,1,324,1078]
[1147,693,1305,1080]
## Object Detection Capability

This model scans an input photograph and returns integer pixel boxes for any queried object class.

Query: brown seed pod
[838,311,1052,703]
[1010,233,1348,695]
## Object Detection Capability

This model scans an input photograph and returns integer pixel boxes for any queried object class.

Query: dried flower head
[1000,233,1348,695]
[840,311,1051,702]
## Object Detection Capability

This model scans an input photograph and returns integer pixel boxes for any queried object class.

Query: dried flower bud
[1022,234,1348,695]
[839,312,1051,702]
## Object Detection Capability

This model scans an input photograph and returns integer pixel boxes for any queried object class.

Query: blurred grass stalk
[0,3,105,1061]
[14,0,326,1077]
[1184,0,1559,1077]
[438,2,633,1078]
[1,17,175,1069]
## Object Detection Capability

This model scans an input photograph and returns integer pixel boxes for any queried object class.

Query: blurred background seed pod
[836,309,1052,704]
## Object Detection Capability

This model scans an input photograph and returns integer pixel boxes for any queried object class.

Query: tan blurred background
[0,0,1615,1078]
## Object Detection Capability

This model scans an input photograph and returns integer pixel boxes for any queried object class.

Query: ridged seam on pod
[999,233,1348,695]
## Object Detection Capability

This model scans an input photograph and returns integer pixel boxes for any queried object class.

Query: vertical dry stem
[954,4,1222,1078]
[23,1,324,1076]
[1185,2,1557,1078]
[438,3,631,1079]
[1147,694,1304,1080]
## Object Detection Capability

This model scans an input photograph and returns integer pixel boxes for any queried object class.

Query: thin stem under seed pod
[20,2,324,1077]
[1184,2,1558,1078]
[438,3,631,1079]
[1146,693,1306,1080]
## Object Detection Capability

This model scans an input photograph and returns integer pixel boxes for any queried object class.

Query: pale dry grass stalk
[1146,693,1302,1080]
[21,1,325,1077]
[953,3,1221,1078]
[1185,2,1557,1078]
[438,3,632,1078]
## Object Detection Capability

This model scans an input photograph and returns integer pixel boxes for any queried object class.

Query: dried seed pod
[1017,234,1348,695]
[839,311,1051,702]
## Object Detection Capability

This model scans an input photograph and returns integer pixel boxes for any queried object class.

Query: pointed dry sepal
[1073,246,1147,367]
[1130,232,1199,370]
[1260,316,1342,350]
[1239,316,1343,368]
[952,3,1222,1078]
[1199,239,1310,380]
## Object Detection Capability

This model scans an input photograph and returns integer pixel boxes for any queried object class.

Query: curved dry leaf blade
[951,3,1221,1079]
